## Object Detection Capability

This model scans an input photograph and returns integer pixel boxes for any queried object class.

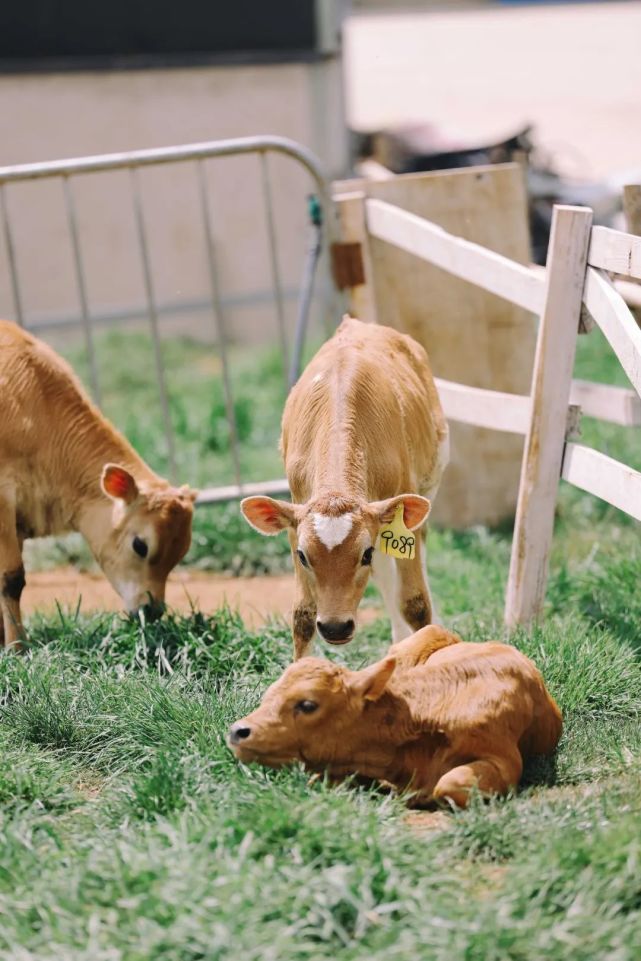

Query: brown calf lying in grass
[229,626,562,807]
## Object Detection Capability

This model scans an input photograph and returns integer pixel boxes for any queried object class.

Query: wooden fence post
[331,190,378,323]
[504,205,593,628]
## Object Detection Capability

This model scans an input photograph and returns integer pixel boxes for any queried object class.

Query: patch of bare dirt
[74,776,104,802]
[404,810,452,836]
[22,567,383,629]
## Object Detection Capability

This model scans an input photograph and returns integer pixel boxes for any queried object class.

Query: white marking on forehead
[312,512,353,551]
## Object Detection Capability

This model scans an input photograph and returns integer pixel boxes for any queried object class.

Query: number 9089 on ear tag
[376,502,416,560]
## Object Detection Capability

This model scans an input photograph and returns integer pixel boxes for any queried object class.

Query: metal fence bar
[130,166,177,480]
[196,159,243,489]
[24,286,309,334]
[197,477,290,506]
[289,196,323,387]
[0,184,25,327]
[62,176,101,404]
[0,135,334,504]
[260,151,288,381]
[0,136,329,215]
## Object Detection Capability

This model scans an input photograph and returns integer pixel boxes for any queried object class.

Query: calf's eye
[296,549,309,569]
[361,547,374,566]
[295,699,318,714]
[132,536,148,559]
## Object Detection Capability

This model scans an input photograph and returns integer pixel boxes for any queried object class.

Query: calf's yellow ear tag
[376,502,416,560]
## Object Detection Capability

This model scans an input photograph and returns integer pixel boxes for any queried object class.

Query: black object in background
[0,0,321,71]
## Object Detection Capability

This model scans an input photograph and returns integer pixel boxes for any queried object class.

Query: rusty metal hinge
[330,241,365,289]
[565,403,582,441]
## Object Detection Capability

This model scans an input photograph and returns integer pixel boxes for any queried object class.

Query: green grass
[4,323,641,958]
[1,600,641,960]
[71,328,289,488]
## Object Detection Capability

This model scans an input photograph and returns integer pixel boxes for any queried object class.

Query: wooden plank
[331,190,377,323]
[562,443,641,522]
[366,197,545,314]
[431,376,635,433]
[504,205,593,628]
[588,225,641,280]
[435,378,531,434]
[569,378,641,426]
[363,164,536,529]
[616,278,641,309]
[354,158,394,182]
[530,261,641,314]
[583,267,641,397]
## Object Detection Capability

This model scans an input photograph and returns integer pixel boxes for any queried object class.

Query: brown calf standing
[229,625,562,808]
[0,320,197,649]
[241,316,449,658]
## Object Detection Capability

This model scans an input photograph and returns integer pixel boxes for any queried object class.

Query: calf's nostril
[230,724,252,745]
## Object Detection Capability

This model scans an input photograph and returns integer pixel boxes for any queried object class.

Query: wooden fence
[335,191,641,627]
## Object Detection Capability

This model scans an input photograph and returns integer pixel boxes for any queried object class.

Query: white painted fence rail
[433,379,532,435]
[588,225,641,280]
[562,444,641,523]
[352,191,641,628]
[582,268,641,397]
[366,198,546,314]
[569,379,641,427]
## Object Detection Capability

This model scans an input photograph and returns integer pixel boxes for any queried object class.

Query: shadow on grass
[521,751,559,790]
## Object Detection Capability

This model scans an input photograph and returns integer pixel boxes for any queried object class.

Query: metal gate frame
[0,135,335,504]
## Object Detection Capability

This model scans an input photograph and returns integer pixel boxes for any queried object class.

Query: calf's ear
[369,494,431,531]
[349,656,396,701]
[241,496,300,535]
[101,464,139,505]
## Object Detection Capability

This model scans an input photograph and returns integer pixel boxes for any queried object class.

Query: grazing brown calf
[0,320,197,649]
[241,317,449,658]
[229,626,562,807]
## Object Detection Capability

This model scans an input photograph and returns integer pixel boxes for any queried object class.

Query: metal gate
[0,135,335,504]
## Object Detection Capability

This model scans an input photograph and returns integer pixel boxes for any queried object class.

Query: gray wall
[0,57,347,348]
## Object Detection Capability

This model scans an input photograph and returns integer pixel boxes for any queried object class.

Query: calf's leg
[0,500,26,651]
[387,625,460,665]
[396,536,433,633]
[371,550,413,642]
[291,565,317,661]
[432,749,523,808]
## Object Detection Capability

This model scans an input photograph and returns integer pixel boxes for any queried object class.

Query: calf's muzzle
[317,618,355,644]
[129,597,166,622]
[143,599,165,622]
[229,723,252,746]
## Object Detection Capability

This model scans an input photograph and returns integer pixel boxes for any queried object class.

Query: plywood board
[354,164,536,528]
